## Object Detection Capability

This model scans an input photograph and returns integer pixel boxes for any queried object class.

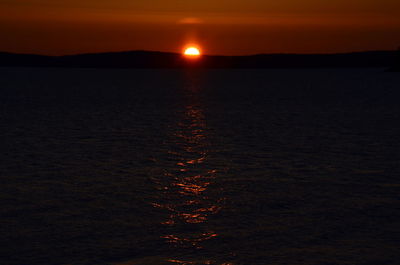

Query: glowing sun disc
[184,47,201,56]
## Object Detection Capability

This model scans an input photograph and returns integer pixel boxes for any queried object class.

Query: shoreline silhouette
[0,50,397,69]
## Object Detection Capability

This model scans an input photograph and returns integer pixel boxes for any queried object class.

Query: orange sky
[1,0,400,55]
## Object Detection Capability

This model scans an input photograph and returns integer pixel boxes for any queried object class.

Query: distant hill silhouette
[387,65,400,72]
[0,50,398,69]
[386,48,400,72]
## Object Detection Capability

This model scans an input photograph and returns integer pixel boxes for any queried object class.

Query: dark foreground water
[1,68,399,265]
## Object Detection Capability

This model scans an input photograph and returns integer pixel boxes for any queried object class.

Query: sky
[1,0,400,55]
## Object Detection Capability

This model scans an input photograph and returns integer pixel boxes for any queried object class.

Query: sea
[0,67,399,265]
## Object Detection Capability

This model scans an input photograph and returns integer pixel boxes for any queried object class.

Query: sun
[184,47,201,57]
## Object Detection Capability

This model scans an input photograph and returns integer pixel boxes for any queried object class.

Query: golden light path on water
[151,72,233,265]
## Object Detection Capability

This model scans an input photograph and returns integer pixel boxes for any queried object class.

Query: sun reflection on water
[151,72,230,265]
[153,104,221,242]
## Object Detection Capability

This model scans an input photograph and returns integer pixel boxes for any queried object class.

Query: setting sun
[184,47,201,57]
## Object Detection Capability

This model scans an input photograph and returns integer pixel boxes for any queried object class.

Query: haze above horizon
[1,0,399,55]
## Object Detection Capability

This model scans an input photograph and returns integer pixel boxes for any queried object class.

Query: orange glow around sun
[184,47,201,57]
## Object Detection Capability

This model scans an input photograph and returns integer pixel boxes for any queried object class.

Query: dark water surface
[1,68,400,265]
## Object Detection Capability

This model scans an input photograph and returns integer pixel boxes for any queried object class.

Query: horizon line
[0,49,398,58]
